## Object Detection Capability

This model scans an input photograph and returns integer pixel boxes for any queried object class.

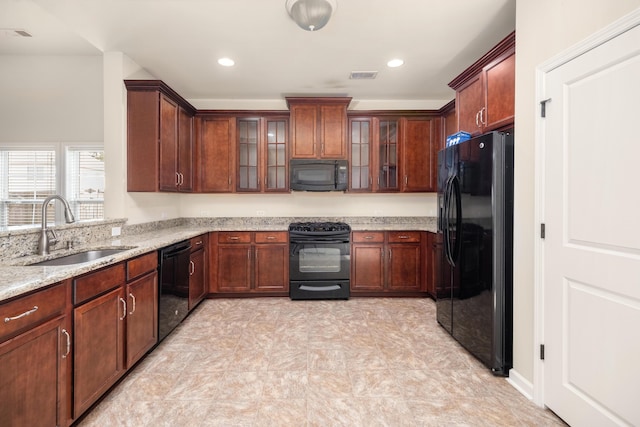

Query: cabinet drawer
[218,232,251,244]
[74,263,125,305]
[126,251,157,282]
[1,282,67,341]
[352,231,384,243]
[388,231,422,243]
[190,234,208,251]
[255,231,288,244]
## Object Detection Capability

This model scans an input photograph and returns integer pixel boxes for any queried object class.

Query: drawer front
[388,231,422,243]
[255,231,288,244]
[352,231,385,243]
[190,234,208,251]
[1,282,67,341]
[218,232,251,244]
[74,263,125,305]
[127,251,157,282]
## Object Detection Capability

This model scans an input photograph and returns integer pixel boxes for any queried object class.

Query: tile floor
[77,297,565,426]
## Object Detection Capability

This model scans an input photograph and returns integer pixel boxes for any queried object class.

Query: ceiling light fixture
[285,0,337,32]
[387,59,404,68]
[217,57,235,67]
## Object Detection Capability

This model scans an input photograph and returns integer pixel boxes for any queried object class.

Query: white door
[542,21,640,426]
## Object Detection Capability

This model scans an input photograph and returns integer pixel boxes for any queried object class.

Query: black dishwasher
[158,240,191,342]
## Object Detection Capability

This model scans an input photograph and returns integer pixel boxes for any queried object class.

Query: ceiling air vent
[0,28,32,37]
[349,71,378,80]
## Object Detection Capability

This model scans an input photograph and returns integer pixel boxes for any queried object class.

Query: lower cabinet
[189,234,208,310]
[73,252,158,420]
[211,231,289,294]
[351,231,428,294]
[0,281,70,427]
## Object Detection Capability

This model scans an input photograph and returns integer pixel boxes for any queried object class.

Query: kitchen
[2,1,640,426]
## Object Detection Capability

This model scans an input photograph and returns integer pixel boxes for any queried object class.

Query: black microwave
[290,159,348,191]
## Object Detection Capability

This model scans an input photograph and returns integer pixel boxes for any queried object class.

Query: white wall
[0,55,103,142]
[513,0,640,389]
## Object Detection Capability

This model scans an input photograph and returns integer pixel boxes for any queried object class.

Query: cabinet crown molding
[124,79,196,115]
[285,96,352,109]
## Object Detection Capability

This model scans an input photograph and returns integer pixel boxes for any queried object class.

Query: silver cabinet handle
[266,236,276,240]
[129,293,136,315]
[480,107,487,125]
[119,298,126,321]
[398,235,409,239]
[404,175,408,185]
[4,305,38,323]
[189,260,195,276]
[389,249,392,260]
[175,172,180,186]
[61,328,71,359]
[229,236,240,241]
[364,236,373,240]
[195,240,203,246]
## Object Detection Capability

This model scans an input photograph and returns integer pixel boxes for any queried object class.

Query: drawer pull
[398,235,409,239]
[4,306,38,323]
[266,236,276,240]
[364,236,373,240]
[195,240,203,246]
[61,329,71,359]
[229,236,240,241]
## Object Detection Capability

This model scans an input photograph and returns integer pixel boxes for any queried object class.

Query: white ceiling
[0,0,515,106]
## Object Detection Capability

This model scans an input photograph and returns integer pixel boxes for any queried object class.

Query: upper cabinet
[195,115,236,192]
[286,97,351,159]
[236,116,289,192]
[125,80,196,192]
[349,114,437,193]
[449,31,515,136]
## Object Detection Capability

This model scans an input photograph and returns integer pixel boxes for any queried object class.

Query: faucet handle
[48,229,59,246]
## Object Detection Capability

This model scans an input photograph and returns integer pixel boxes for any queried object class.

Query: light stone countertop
[0,217,437,303]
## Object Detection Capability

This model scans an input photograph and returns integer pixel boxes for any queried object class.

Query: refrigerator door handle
[450,175,463,264]
[443,176,455,266]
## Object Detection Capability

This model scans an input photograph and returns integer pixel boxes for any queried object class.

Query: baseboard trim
[507,368,535,402]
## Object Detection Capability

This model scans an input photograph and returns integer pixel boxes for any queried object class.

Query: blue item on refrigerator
[446,131,472,147]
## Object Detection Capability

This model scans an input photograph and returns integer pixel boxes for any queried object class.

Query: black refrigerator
[436,130,514,376]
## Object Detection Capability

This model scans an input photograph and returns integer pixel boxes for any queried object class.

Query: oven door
[289,241,350,281]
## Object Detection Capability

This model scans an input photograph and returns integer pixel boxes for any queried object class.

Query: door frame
[533,8,640,407]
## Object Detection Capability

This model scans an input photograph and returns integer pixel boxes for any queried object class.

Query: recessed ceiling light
[387,59,404,68]
[217,57,235,67]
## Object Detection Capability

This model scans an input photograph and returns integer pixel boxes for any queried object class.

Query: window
[0,144,104,229]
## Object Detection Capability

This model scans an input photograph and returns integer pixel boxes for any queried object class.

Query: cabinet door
[402,117,434,192]
[319,104,347,158]
[178,106,194,191]
[237,118,260,191]
[159,94,179,191]
[73,287,125,418]
[264,118,288,191]
[189,247,207,309]
[126,272,158,368]
[456,74,484,136]
[289,104,317,158]
[377,119,400,191]
[387,244,422,291]
[351,244,385,291]
[349,118,372,191]
[0,316,68,427]
[199,117,235,192]
[217,245,252,292]
[484,51,515,131]
[254,243,288,292]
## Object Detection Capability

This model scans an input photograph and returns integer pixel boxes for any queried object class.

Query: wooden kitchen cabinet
[196,115,236,192]
[189,234,208,309]
[287,97,351,159]
[351,231,427,295]
[401,116,436,192]
[236,116,289,192]
[0,282,71,427]
[449,31,515,136]
[125,80,196,192]
[349,117,372,191]
[211,231,288,295]
[73,254,157,419]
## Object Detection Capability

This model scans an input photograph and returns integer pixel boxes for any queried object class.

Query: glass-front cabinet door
[265,118,288,191]
[237,117,288,192]
[237,118,259,191]
[349,118,371,191]
[378,119,399,191]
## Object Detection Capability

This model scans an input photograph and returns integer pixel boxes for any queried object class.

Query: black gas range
[288,222,351,300]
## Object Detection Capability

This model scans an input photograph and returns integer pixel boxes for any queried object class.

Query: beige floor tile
[77,297,565,426]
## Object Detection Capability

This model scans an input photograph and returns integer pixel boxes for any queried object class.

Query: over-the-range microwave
[289,159,348,191]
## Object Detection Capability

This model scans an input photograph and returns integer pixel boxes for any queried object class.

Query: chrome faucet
[37,195,76,255]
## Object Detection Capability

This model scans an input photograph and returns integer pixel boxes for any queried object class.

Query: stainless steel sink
[30,248,129,266]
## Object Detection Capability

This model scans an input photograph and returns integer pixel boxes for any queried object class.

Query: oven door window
[299,246,341,273]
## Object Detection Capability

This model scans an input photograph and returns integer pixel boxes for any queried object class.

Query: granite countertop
[0,217,437,303]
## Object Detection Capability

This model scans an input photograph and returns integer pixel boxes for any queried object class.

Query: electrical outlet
[256,210,266,216]
[111,226,121,237]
